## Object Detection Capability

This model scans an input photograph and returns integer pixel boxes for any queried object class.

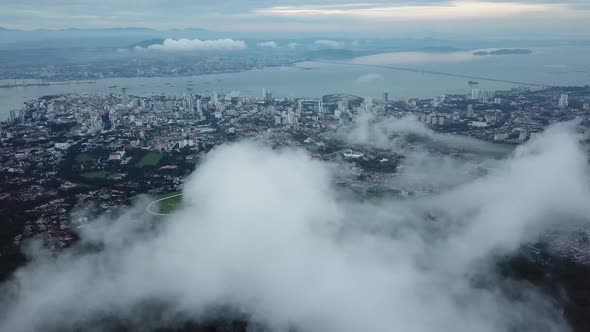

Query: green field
[152,192,183,214]
[137,152,163,167]
[81,170,110,179]
[75,153,94,163]
[185,158,201,165]
[81,171,123,180]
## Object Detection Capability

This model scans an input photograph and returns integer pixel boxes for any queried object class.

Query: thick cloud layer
[343,112,511,155]
[137,38,247,52]
[1,122,588,332]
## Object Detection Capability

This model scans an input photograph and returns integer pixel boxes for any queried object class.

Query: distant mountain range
[0,27,221,50]
[130,39,166,48]
[0,27,208,33]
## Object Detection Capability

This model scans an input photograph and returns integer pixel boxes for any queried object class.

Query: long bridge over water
[318,61,548,88]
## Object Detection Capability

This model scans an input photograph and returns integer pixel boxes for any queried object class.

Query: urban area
[1,85,590,255]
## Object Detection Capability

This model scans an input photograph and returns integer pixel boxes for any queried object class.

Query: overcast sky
[1,0,589,38]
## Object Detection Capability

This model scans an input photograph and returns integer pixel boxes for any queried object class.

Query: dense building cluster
[1,85,590,253]
[0,51,300,83]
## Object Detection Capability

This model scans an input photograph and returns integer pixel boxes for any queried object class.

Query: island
[473,49,533,56]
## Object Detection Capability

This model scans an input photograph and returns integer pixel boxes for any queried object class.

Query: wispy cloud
[0,1,589,42]
[256,1,560,20]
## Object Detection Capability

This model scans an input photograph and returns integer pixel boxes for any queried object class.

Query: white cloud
[314,39,343,48]
[137,38,247,52]
[257,2,564,21]
[257,41,278,48]
[288,42,298,49]
[0,122,587,331]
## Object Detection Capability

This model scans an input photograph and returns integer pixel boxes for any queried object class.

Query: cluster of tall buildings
[8,109,26,125]
[471,89,496,102]
[418,113,446,125]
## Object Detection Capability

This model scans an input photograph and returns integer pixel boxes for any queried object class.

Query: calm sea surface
[1,46,589,119]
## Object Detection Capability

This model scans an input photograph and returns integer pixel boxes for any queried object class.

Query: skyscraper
[558,94,569,108]
[186,88,194,112]
[471,89,495,101]
[101,112,112,130]
[121,88,128,106]
[213,92,219,107]
[467,104,474,118]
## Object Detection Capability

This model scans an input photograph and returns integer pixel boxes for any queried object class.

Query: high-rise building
[318,100,324,114]
[196,99,202,114]
[212,92,219,107]
[287,111,296,125]
[101,112,112,130]
[9,110,16,124]
[471,89,495,102]
[186,88,194,112]
[558,94,569,108]
[383,92,389,103]
[88,118,103,134]
[121,88,128,106]
[466,104,474,118]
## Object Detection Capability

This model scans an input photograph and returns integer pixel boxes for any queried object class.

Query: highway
[318,61,548,87]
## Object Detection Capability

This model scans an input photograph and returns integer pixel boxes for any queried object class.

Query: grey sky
[0,0,589,38]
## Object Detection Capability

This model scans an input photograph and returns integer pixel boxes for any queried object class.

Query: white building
[471,89,495,102]
[54,143,71,150]
[343,150,364,159]
[558,94,569,108]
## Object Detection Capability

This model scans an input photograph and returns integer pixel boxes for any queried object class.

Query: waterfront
[1,46,589,120]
